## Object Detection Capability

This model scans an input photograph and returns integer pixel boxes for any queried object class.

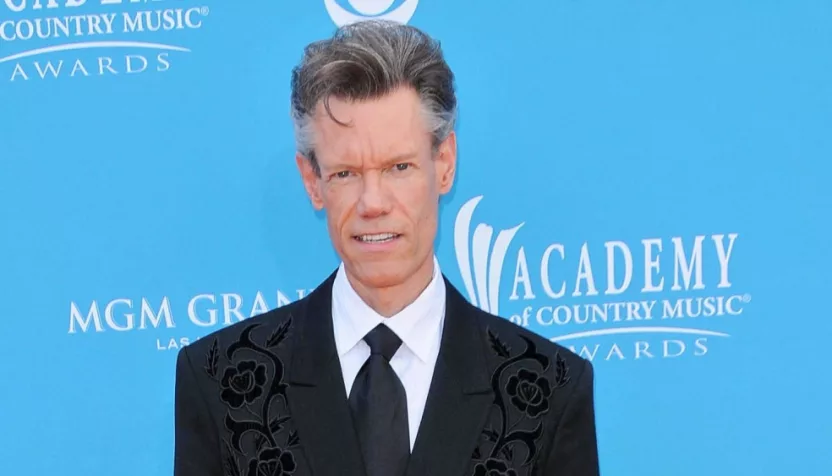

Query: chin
[355,266,408,289]
[345,259,410,288]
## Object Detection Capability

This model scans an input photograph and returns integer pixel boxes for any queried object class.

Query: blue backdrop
[1,0,830,474]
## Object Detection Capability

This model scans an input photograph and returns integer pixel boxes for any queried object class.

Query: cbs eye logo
[324,0,419,27]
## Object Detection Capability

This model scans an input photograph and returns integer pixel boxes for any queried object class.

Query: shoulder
[172,297,309,419]
[184,299,304,357]
[462,305,598,467]
[474,307,591,372]
[470,306,594,404]
[441,276,590,381]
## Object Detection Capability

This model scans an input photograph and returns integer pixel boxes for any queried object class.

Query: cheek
[396,176,434,210]
[406,189,439,231]
[321,190,347,230]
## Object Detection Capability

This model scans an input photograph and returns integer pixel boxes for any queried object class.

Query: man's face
[296,87,456,291]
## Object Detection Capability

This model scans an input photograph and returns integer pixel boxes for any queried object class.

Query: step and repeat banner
[1,0,829,474]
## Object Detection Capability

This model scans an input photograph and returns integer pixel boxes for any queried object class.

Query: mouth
[352,232,401,244]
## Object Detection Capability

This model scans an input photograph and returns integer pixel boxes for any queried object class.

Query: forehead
[312,87,431,166]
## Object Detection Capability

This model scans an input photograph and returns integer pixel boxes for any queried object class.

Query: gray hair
[290,20,457,174]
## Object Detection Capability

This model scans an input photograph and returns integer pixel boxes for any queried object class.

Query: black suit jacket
[174,271,600,476]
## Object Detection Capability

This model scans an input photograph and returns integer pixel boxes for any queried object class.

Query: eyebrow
[326,152,419,170]
[382,152,418,165]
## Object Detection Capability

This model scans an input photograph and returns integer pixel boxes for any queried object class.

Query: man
[174,20,599,476]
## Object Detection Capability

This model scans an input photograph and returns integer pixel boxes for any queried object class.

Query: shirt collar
[331,256,446,363]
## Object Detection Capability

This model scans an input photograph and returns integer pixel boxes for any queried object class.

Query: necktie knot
[364,324,402,361]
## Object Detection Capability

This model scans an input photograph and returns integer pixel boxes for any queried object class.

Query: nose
[356,173,392,218]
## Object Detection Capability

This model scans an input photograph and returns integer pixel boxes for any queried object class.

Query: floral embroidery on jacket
[470,329,571,475]
[203,318,299,476]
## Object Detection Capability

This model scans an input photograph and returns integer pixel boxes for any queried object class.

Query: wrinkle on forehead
[311,88,431,169]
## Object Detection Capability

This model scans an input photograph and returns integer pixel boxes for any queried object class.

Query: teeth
[358,233,397,243]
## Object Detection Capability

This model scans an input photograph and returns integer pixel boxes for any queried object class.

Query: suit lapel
[405,278,493,476]
[285,271,367,476]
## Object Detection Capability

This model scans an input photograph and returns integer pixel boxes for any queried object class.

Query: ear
[295,153,325,210]
[435,130,457,195]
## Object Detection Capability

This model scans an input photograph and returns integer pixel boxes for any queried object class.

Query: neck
[346,255,436,317]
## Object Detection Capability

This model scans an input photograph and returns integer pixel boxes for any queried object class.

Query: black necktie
[348,324,410,476]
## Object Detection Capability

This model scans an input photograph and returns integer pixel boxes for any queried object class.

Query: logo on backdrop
[324,0,418,27]
[67,287,314,352]
[0,0,211,82]
[454,195,752,363]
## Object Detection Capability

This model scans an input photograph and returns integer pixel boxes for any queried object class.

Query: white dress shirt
[331,256,446,451]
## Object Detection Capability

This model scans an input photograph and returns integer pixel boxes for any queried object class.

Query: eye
[333,170,352,179]
[393,163,411,172]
